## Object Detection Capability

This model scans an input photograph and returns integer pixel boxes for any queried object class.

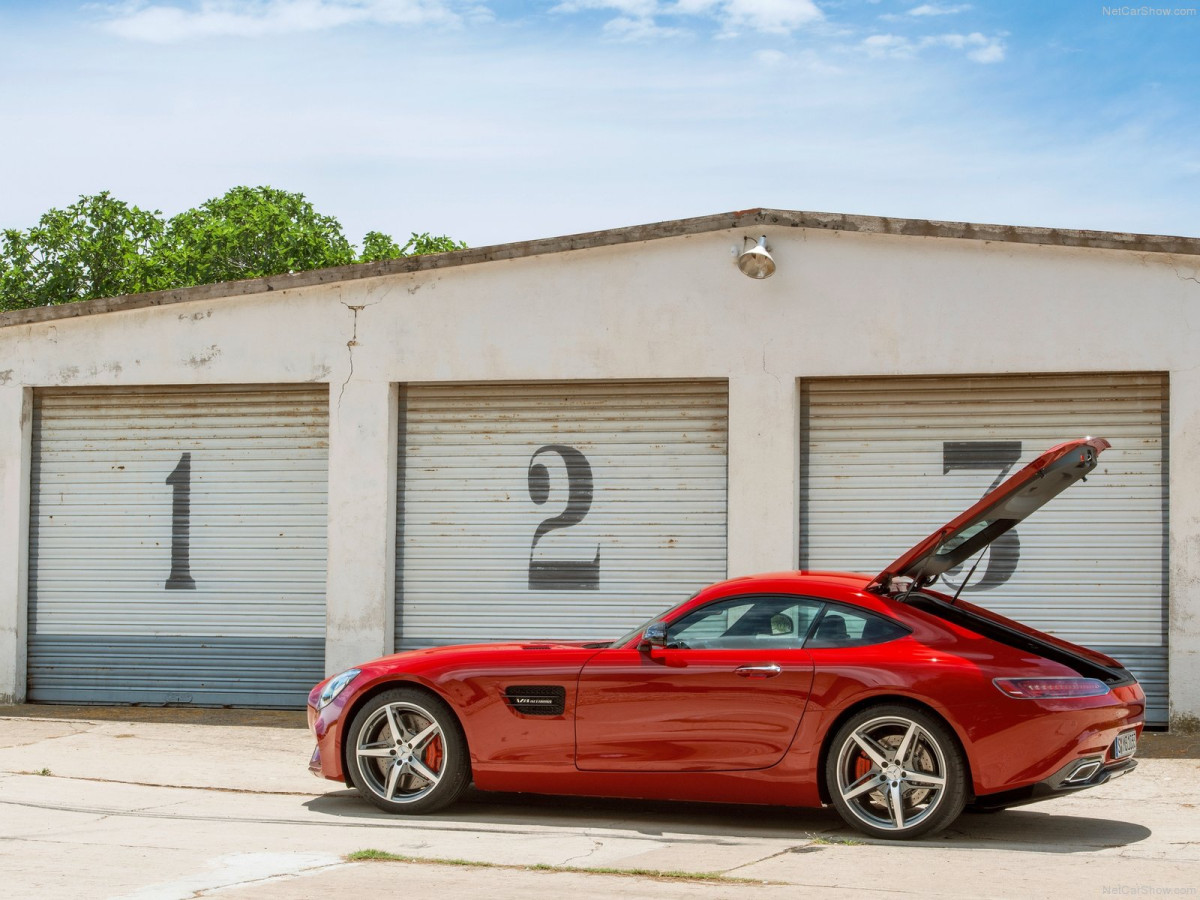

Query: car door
[574,594,818,772]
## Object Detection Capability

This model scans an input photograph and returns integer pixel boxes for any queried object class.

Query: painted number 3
[527,445,600,591]
[939,440,1022,592]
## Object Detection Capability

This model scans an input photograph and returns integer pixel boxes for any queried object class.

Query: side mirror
[637,622,667,652]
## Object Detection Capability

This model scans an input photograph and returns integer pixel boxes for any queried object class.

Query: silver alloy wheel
[833,713,949,833]
[355,701,447,804]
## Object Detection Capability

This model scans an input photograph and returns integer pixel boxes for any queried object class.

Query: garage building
[0,208,1194,728]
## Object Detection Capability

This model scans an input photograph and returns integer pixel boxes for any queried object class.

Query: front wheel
[825,704,967,840]
[345,687,470,815]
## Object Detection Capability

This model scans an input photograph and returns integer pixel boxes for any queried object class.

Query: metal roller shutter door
[397,381,728,647]
[800,373,1168,725]
[28,385,328,707]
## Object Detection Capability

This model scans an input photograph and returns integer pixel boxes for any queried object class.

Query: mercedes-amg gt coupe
[308,437,1143,839]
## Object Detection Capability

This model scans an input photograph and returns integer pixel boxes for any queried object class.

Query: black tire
[345,687,470,815]
[824,704,967,840]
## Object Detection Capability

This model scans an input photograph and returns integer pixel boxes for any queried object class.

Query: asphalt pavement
[0,707,1196,899]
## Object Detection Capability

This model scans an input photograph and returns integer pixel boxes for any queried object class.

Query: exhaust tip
[1064,759,1102,784]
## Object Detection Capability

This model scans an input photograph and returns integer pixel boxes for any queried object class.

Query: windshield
[608,589,703,647]
[610,615,660,648]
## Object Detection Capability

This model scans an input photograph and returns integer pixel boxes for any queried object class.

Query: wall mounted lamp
[736,235,776,280]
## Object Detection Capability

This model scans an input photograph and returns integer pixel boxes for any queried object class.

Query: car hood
[368,639,607,666]
[868,437,1110,594]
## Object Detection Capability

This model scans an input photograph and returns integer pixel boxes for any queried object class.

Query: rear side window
[667,595,825,650]
[806,607,909,649]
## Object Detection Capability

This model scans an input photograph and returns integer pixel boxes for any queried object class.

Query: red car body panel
[575,646,814,772]
[308,571,1144,810]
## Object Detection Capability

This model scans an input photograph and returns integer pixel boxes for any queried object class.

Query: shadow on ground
[0,704,308,728]
[303,786,1152,853]
[1,706,1194,757]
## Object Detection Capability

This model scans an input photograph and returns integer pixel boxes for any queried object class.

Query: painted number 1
[165,452,196,590]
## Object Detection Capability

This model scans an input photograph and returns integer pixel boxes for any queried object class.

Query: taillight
[993,677,1110,699]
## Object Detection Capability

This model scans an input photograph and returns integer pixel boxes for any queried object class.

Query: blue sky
[1,1,1197,247]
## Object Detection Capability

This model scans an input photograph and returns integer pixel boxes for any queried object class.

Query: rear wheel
[825,704,966,840]
[346,687,469,814]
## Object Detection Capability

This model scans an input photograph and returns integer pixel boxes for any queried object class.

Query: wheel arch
[338,678,471,788]
[814,694,974,805]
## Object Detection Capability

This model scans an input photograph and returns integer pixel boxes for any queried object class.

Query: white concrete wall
[1,225,1197,720]
[1169,369,1200,728]
[324,379,398,676]
[0,388,31,704]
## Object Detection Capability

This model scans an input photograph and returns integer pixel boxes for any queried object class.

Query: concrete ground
[0,708,1197,900]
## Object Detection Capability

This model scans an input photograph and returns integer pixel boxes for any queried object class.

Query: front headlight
[317,668,361,710]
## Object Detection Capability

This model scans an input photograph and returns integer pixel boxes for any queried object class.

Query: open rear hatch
[868,437,1111,594]
[867,437,1135,685]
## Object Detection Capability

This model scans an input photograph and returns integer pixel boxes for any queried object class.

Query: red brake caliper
[854,754,872,782]
[423,735,444,775]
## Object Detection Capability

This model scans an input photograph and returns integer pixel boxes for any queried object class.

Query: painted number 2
[165,452,196,590]
[527,445,600,590]
[939,440,1021,592]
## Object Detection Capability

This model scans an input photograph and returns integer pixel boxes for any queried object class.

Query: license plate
[1113,730,1137,759]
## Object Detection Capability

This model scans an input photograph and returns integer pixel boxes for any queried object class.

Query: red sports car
[308,437,1143,839]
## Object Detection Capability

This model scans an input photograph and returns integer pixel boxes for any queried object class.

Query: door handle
[734,664,781,679]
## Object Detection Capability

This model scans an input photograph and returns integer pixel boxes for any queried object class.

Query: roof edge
[3,207,1197,328]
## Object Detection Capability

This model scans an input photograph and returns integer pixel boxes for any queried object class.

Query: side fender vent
[503,685,566,716]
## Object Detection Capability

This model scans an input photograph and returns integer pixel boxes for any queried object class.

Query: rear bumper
[971,757,1138,811]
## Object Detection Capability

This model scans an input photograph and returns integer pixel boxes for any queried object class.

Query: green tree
[399,232,468,256]
[358,230,468,263]
[0,192,166,310]
[156,186,356,287]
[358,230,406,262]
[0,186,468,311]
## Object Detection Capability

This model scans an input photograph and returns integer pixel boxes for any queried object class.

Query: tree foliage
[0,186,467,311]
[357,230,468,263]
[358,230,406,262]
[399,232,469,257]
[156,186,355,288]
[0,192,166,309]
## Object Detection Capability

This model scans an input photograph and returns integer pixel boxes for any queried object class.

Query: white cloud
[908,3,970,16]
[928,31,1005,63]
[552,0,822,38]
[861,33,915,58]
[98,0,468,42]
[750,46,844,75]
[712,0,823,35]
[5,5,1196,249]
[602,14,686,39]
[862,30,1004,63]
[964,35,1004,63]
[551,0,658,15]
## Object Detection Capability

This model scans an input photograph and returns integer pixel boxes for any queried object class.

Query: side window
[805,607,909,649]
[668,595,824,650]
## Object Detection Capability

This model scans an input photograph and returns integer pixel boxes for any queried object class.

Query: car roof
[700,570,878,599]
[688,572,902,624]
